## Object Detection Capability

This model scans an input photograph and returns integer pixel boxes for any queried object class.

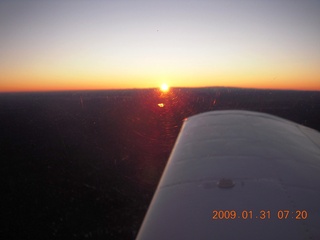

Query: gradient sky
[0,0,319,92]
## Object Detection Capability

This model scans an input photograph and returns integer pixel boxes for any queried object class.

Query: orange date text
[212,210,307,220]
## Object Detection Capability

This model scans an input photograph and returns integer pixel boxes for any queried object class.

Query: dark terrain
[1,87,319,239]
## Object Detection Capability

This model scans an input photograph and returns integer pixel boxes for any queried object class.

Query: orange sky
[0,1,319,92]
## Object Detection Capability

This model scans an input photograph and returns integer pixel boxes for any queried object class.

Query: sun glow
[160,83,169,92]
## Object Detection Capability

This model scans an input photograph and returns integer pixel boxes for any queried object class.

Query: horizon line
[1,86,319,94]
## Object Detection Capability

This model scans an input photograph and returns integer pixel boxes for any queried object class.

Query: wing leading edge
[137,110,320,239]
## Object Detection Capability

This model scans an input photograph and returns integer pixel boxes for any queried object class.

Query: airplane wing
[136,110,320,239]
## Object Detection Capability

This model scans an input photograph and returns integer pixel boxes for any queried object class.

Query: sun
[160,83,169,92]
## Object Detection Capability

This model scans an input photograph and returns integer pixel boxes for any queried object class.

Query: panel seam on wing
[160,177,320,192]
[297,125,320,151]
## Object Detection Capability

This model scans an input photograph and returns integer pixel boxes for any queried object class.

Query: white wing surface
[137,110,320,239]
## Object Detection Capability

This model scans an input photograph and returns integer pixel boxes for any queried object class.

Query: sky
[0,0,319,92]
